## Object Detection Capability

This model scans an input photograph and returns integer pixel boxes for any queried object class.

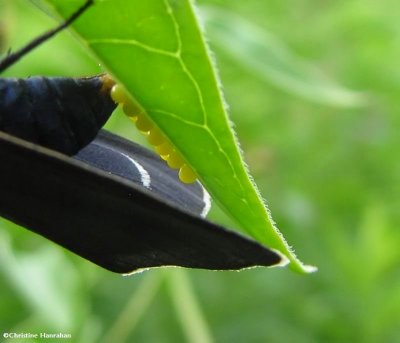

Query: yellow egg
[147,128,165,146]
[155,141,173,156]
[179,164,197,184]
[135,116,153,132]
[110,84,126,104]
[123,102,141,119]
[167,150,185,169]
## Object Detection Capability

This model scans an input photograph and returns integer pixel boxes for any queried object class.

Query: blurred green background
[1,0,400,342]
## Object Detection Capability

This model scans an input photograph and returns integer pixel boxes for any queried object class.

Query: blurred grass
[1,0,400,342]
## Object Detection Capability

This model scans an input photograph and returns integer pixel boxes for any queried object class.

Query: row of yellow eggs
[110,84,197,184]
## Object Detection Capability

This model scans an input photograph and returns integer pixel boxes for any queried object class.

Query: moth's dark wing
[75,130,208,217]
[0,131,284,273]
[0,75,115,155]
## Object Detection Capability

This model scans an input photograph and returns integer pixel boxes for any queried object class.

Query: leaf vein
[162,0,245,197]
[149,109,204,127]
[87,38,178,58]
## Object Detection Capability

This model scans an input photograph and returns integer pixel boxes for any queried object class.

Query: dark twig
[0,0,93,73]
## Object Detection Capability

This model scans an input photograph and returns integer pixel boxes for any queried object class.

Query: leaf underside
[45,0,315,273]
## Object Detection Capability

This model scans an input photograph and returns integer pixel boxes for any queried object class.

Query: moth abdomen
[0,74,116,155]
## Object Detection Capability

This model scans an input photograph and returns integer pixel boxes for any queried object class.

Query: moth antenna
[0,0,93,73]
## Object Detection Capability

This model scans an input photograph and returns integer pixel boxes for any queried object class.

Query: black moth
[0,74,115,155]
[0,0,285,273]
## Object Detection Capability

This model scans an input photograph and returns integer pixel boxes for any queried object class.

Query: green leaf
[44,0,315,273]
[201,6,366,108]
